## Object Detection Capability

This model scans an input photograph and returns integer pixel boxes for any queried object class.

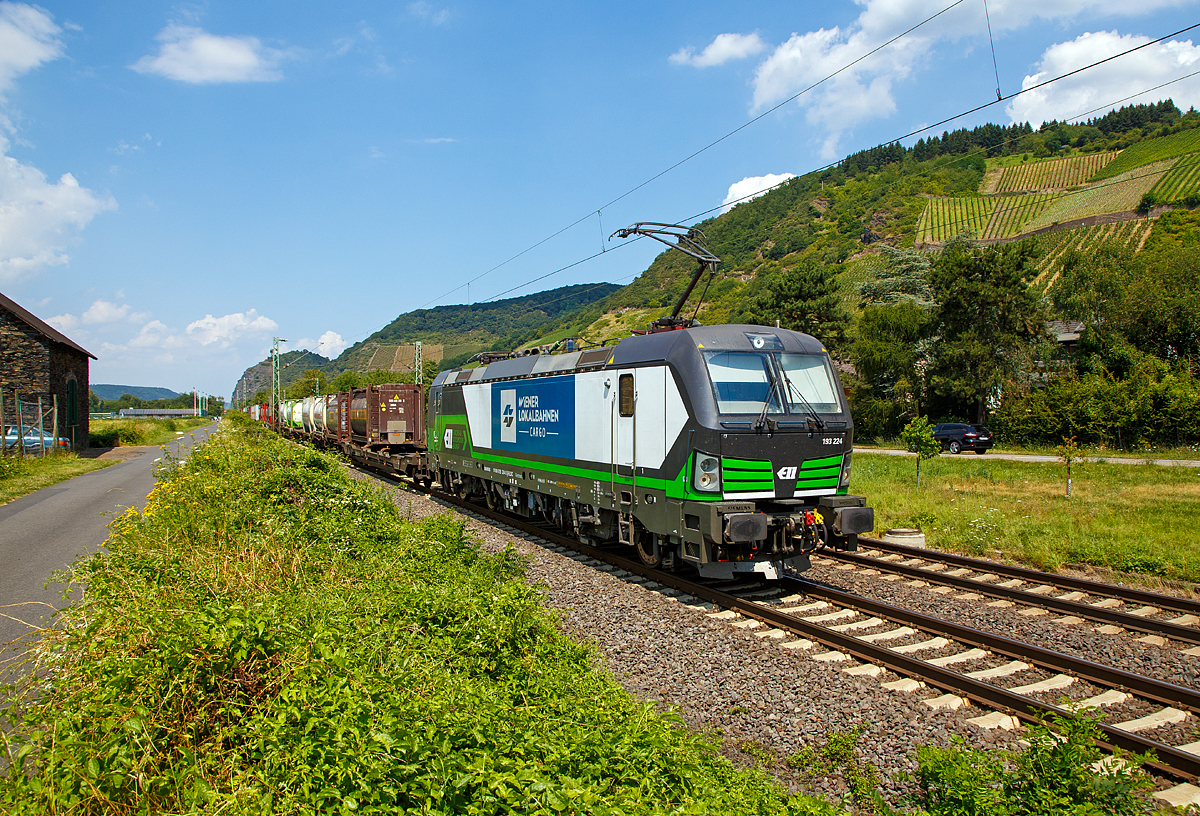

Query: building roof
[0,291,97,360]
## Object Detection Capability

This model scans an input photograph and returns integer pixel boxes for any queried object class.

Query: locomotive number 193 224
[822,436,844,445]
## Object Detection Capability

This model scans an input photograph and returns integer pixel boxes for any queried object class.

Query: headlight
[694,454,721,492]
[840,451,852,487]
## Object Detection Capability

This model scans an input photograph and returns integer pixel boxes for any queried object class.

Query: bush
[912,708,1151,815]
[1,424,841,815]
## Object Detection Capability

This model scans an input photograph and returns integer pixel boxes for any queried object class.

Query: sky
[1,0,1198,401]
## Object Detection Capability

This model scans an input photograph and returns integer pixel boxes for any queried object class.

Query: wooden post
[16,394,24,459]
[52,394,59,456]
[38,396,45,458]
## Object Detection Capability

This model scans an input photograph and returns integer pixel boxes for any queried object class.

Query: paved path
[856,447,1200,468]
[0,420,217,659]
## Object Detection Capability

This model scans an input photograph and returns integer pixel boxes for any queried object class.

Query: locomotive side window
[618,373,634,417]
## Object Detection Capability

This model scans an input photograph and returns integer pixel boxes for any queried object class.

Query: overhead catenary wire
[408,0,971,315]
[303,20,1200,367]
[487,34,1200,305]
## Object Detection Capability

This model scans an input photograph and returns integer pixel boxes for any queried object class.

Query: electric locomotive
[426,223,873,579]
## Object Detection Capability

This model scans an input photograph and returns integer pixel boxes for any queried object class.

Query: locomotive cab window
[778,354,843,414]
[702,352,781,415]
[618,373,634,417]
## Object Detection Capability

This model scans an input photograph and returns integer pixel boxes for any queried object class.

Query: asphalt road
[0,420,218,657]
[856,447,1200,467]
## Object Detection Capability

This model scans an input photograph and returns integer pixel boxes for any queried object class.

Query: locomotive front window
[702,352,782,415]
[778,354,842,414]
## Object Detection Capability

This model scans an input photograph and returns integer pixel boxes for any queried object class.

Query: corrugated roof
[0,292,97,360]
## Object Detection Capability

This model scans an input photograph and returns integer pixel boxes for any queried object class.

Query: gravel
[351,469,1198,808]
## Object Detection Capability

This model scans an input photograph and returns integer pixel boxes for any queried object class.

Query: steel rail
[856,536,1200,617]
[358,466,1200,781]
[823,548,1200,645]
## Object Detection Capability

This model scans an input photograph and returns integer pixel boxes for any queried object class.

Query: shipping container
[349,384,425,449]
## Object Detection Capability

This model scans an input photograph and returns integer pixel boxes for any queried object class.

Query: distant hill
[230,283,620,400]
[91,384,181,401]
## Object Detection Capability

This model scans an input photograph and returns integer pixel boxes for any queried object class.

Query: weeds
[0,420,841,815]
[910,708,1152,815]
[788,726,885,812]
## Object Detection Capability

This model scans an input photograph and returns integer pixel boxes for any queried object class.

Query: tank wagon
[261,221,873,579]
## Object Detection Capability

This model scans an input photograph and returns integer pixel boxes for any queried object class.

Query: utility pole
[414,340,423,386]
[270,337,285,423]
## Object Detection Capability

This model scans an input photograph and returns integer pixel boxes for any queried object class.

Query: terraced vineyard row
[994,152,1116,193]
[917,196,995,242]
[1023,159,1175,233]
[981,193,1062,239]
[1093,127,1200,180]
[1150,153,1200,201]
[1033,219,1154,287]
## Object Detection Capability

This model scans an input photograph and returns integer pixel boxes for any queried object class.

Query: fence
[0,388,64,458]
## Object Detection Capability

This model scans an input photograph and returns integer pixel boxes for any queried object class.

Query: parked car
[932,423,994,454]
[2,425,71,453]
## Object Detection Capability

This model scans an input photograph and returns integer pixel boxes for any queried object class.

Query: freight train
[254,223,874,579]
[258,321,873,579]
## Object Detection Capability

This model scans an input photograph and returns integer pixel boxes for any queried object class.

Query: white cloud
[408,2,450,26]
[670,33,766,68]
[131,24,289,84]
[0,2,61,101]
[1007,31,1200,127]
[368,146,385,159]
[722,173,797,213]
[315,330,346,357]
[127,319,179,348]
[82,299,130,324]
[740,0,1197,158]
[0,137,118,284]
[46,312,77,332]
[186,309,278,347]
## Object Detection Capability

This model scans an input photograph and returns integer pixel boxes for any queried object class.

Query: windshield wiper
[780,369,826,432]
[755,365,779,433]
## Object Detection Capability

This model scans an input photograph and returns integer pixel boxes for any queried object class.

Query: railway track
[357,464,1200,808]
[822,537,1200,647]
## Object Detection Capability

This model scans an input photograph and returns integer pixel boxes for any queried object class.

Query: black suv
[932,423,994,454]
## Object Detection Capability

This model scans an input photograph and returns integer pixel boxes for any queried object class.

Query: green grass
[0,417,844,815]
[854,452,1200,582]
[89,416,211,447]
[1092,127,1200,180]
[0,453,112,505]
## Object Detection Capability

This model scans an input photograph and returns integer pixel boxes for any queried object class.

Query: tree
[928,238,1045,423]
[752,259,849,348]
[858,245,936,308]
[851,301,932,416]
[900,416,941,487]
[287,369,329,399]
[1055,435,1081,498]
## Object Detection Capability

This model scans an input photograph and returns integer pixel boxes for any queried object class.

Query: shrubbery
[1,420,839,815]
[991,364,1200,448]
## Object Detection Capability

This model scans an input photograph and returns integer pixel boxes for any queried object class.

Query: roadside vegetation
[0,417,841,815]
[88,416,210,448]
[856,452,1200,582]
[0,453,111,506]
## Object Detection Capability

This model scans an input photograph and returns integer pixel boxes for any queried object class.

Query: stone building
[1,292,96,451]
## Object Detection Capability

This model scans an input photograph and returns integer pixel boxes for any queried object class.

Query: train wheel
[635,529,661,568]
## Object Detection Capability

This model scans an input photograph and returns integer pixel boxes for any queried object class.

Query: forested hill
[232,282,619,398]
[533,98,1200,343]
